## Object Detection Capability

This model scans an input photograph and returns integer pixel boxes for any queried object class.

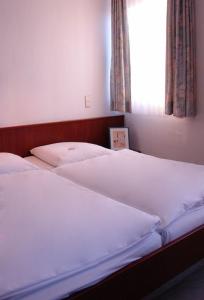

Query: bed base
[68,225,204,300]
[0,116,203,299]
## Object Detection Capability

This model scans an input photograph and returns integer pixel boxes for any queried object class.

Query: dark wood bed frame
[0,115,203,300]
[0,116,124,157]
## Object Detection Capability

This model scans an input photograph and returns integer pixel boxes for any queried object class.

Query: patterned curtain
[165,0,196,117]
[110,0,131,113]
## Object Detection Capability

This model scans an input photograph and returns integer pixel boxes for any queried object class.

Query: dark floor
[143,259,204,300]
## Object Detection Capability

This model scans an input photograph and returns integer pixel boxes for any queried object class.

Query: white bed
[0,153,161,300]
[25,144,204,245]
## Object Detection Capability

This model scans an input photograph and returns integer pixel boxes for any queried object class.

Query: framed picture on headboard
[109,127,129,150]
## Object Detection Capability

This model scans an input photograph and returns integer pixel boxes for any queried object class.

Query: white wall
[0,0,112,127]
[126,0,204,164]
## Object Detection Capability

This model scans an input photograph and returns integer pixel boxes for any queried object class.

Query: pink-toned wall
[0,0,111,127]
[2,0,203,164]
[125,0,204,164]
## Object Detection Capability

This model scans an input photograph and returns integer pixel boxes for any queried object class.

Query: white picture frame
[109,127,129,150]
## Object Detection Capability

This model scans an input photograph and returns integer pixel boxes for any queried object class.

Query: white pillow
[0,153,39,175]
[30,142,113,167]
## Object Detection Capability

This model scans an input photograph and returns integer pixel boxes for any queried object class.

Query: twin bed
[0,116,204,300]
[1,154,161,300]
[26,144,204,245]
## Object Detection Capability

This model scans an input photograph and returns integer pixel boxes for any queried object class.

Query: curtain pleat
[110,0,132,113]
[165,0,196,117]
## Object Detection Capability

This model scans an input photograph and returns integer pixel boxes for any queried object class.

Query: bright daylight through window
[127,0,167,114]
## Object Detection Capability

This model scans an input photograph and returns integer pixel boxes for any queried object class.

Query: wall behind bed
[0,0,112,127]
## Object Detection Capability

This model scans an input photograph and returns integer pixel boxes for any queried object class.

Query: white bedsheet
[25,156,54,170]
[0,169,161,300]
[16,232,161,300]
[163,206,204,243]
[54,150,204,240]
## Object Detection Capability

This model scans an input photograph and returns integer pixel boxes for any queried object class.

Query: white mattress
[163,206,204,244]
[24,155,204,244]
[0,168,161,300]
[16,232,161,300]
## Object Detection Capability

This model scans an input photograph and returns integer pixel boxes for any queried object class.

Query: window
[127,0,167,114]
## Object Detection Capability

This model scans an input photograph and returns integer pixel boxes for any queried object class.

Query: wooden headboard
[0,115,124,157]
